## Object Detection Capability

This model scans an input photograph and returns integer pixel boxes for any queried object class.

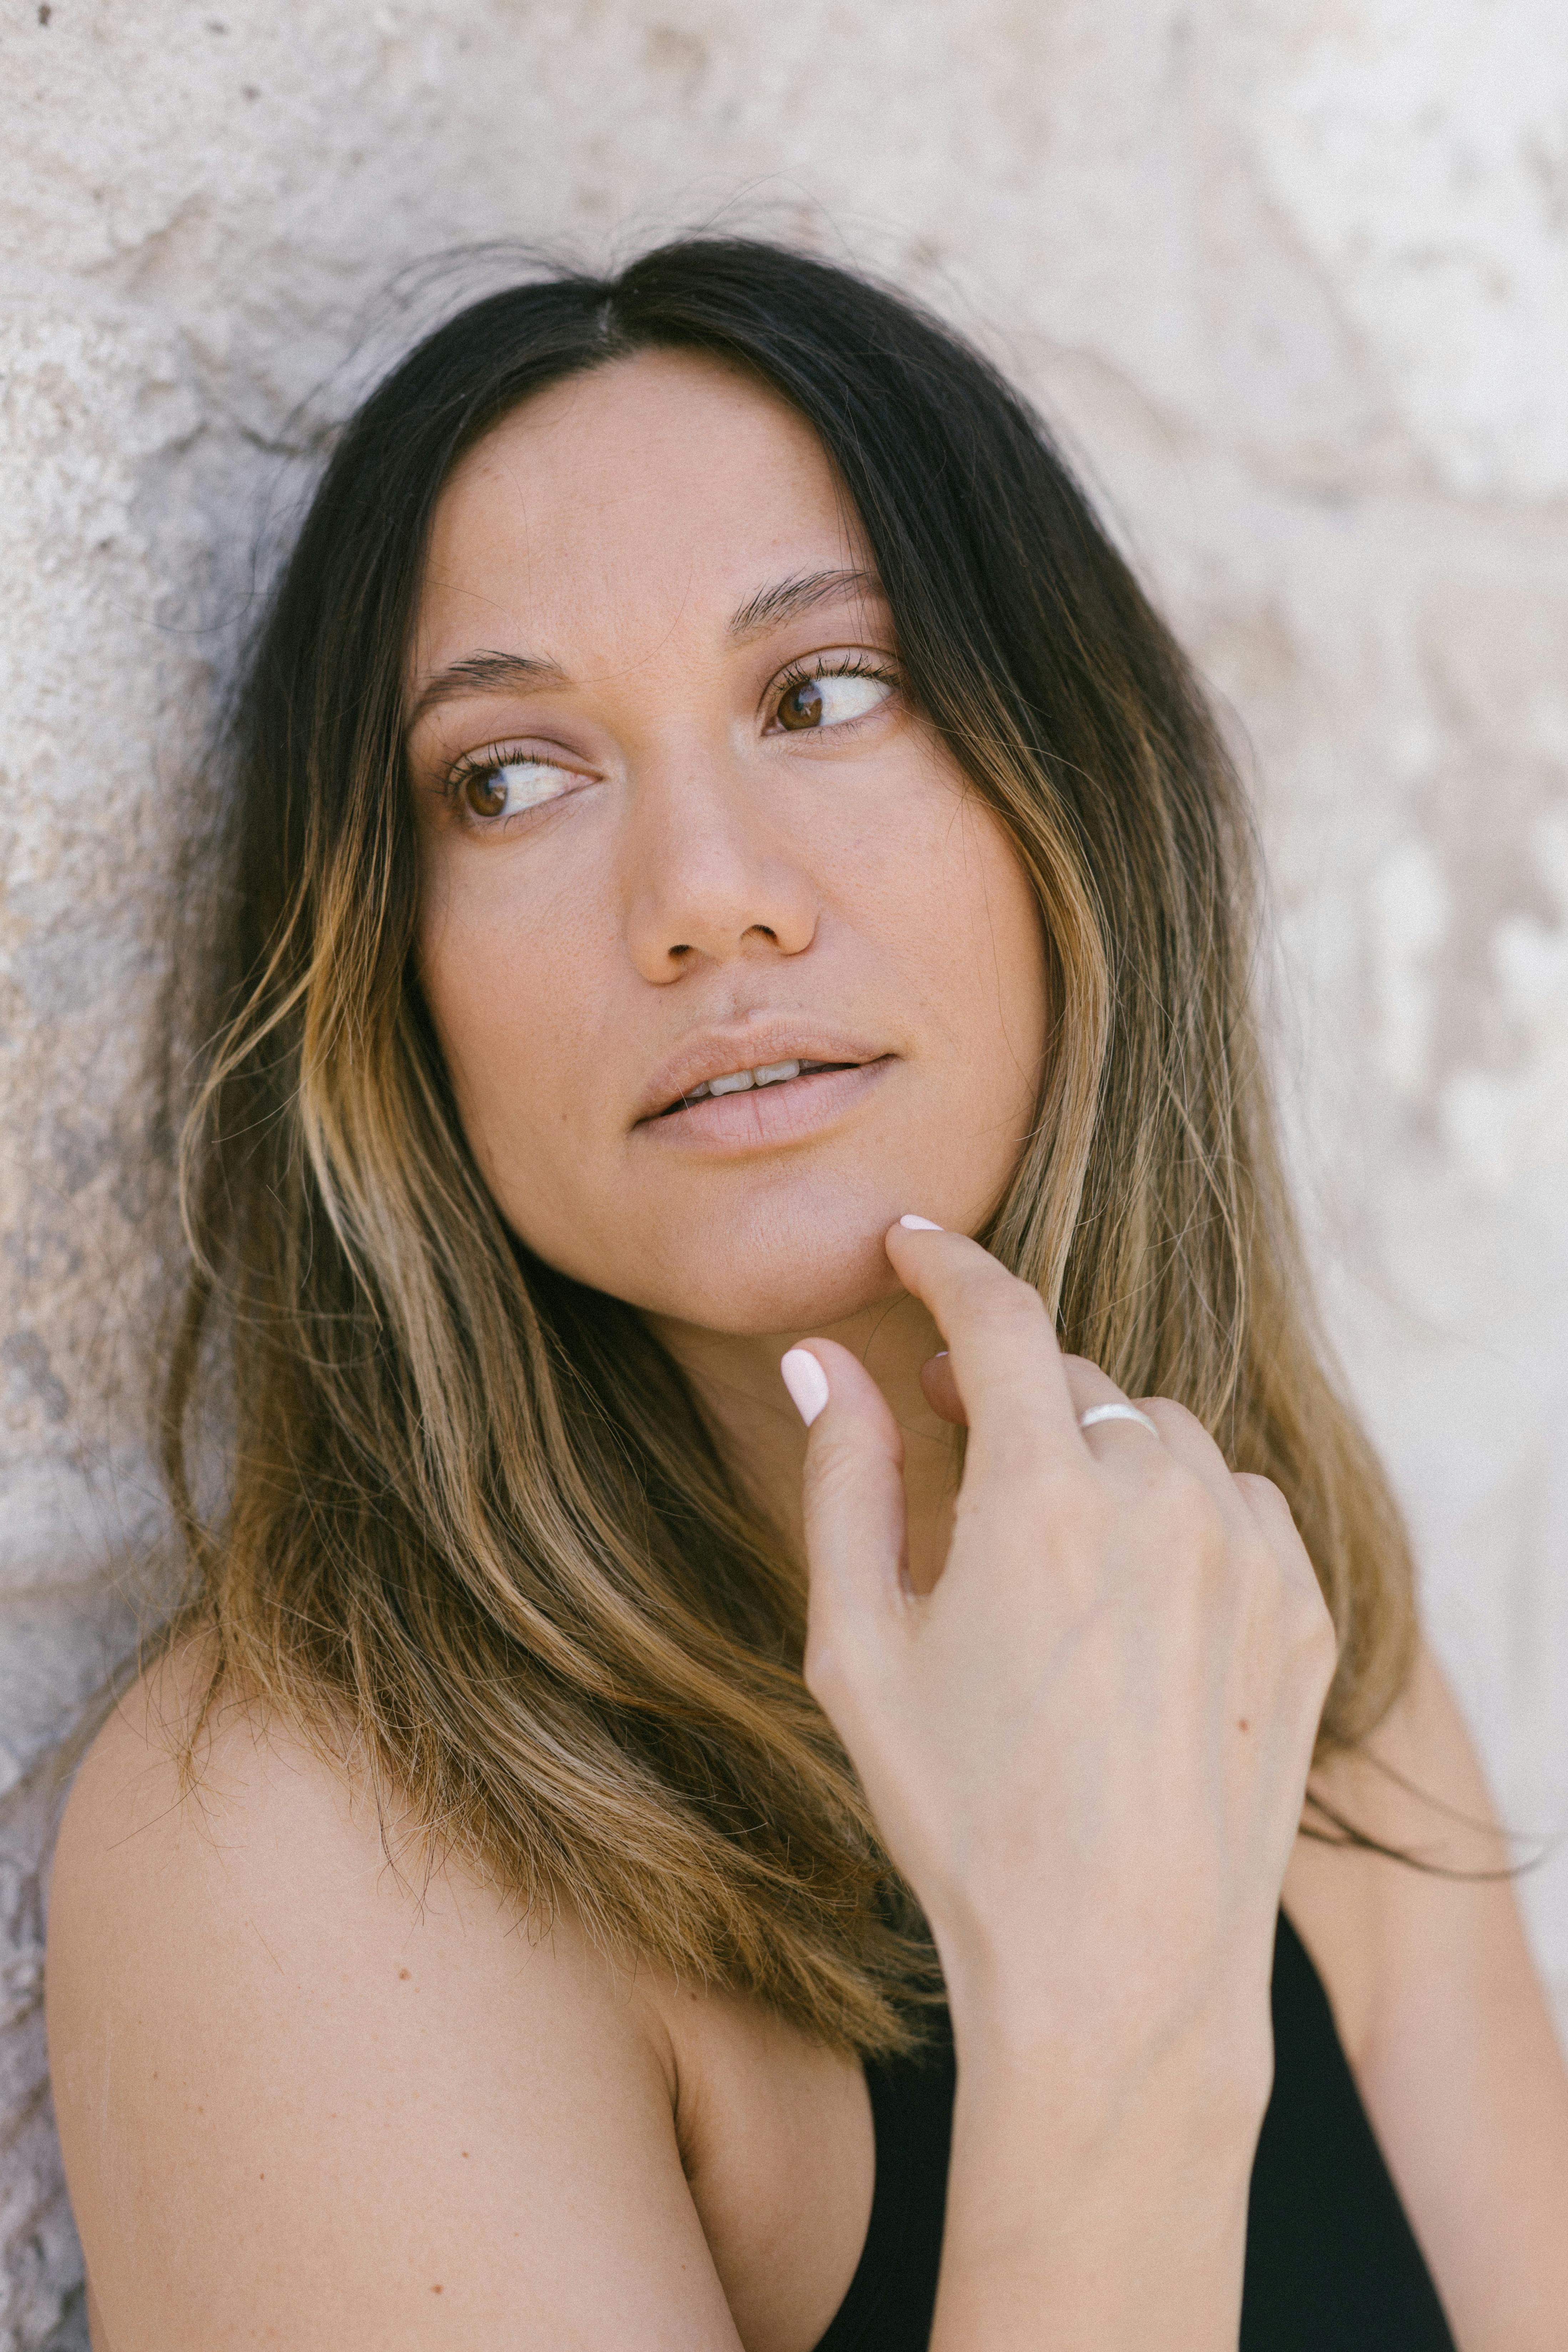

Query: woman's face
[409,349,1048,1338]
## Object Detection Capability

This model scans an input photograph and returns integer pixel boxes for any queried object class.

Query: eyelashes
[443,751,576,826]
[767,651,899,733]
[436,650,902,833]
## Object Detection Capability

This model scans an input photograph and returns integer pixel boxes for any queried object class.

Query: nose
[622,737,820,982]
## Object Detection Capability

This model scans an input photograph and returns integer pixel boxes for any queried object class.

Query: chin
[666,1256,902,1339]
[556,1196,912,1340]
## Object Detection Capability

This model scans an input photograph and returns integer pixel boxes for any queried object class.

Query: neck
[645,1289,959,1595]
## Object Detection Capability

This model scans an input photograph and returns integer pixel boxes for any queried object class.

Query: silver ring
[1078,1402,1159,1439]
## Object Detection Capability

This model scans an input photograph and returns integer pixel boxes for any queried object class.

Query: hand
[783,1221,1337,2119]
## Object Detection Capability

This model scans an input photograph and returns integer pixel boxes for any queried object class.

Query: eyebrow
[726,566,884,641]
[407,567,886,728]
[407,648,565,728]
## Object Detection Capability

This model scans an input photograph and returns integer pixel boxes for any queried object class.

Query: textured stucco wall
[3,2,1567,2340]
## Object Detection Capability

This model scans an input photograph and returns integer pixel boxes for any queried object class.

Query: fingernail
[780,1348,831,1427]
[898,1214,943,1231]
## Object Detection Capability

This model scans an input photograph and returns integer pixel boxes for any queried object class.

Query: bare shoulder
[50,1635,382,1943]
[47,1640,740,2352]
[1284,1640,1546,2056]
[1283,1640,1568,2350]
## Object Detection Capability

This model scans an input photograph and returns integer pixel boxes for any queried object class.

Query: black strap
[814,1911,1457,2351]
[1240,1911,1457,2349]
[812,2010,953,2351]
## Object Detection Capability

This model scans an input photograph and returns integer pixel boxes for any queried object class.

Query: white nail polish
[899,1214,943,1231]
[780,1349,831,1427]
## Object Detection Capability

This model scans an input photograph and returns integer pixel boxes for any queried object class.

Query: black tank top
[813,1910,1457,2350]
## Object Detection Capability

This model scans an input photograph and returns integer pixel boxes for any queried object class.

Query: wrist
[934,1918,1274,2164]
[932,2019,1265,2352]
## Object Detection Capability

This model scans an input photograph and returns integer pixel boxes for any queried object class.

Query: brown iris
[777,677,825,730]
[461,769,508,819]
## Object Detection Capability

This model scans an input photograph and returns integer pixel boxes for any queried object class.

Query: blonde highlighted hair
[166,238,1415,2054]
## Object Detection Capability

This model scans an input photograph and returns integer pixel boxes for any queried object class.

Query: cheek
[414,846,580,1178]
[973,818,1052,1084]
[889,789,1050,1119]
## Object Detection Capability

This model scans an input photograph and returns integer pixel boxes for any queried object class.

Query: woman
[45,239,1568,2350]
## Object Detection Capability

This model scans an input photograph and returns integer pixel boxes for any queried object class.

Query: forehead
[416,349,864,660]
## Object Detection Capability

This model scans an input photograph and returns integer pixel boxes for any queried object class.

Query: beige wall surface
[3,1,1566,2339]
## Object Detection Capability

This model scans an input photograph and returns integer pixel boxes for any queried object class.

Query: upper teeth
[686,1059,828,1101]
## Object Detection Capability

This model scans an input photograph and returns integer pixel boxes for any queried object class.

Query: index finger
[883,1218,1081,1467]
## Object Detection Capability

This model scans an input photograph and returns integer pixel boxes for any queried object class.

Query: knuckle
[807,1441,868,1509]
[1232,1470,1295,1536]
[1298,1583,1339,1661]
[1047,1466,1117,1545]
[1139,1395,1206,1445]
[1293,1622,1340,1711]
[1151,1459,1225,1552]
[979,1446,1104,1542]
[970,1446,1106,1546]
[958,1255,1042,1308]
[1256,1556,1337,1681]
[800,1636,837,1702]
[971,1420,1057,1484]
[803,1616,889,1725]
[806,1425,900,1508]
[801,1626,856,1711]
[980,1276,1049,1335]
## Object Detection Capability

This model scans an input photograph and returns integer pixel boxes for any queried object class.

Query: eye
[452,755,573,824]
[773,663,894,733]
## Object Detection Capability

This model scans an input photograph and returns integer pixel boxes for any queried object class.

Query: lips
[652,1057,857,1117]
[633,1024,892,1127]
[638,1058,893,1151]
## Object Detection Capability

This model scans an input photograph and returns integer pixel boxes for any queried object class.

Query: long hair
[165,237,1416,2054]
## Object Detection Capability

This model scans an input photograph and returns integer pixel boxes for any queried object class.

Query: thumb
[780,1339,908,1714]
